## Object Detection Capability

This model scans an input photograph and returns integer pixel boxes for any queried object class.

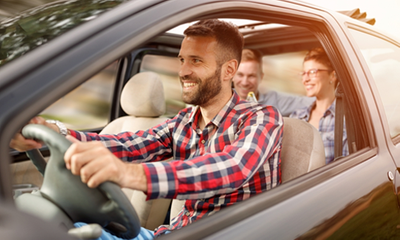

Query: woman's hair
[304,47,333,71]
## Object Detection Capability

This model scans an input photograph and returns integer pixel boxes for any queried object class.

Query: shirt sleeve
[259,91,314,117]
[69,120,174,163]
[143,106,283,200]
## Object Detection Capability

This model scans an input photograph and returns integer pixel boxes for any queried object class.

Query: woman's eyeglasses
[300,69,330,78]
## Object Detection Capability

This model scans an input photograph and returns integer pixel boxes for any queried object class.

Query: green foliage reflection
[0,0,127,66]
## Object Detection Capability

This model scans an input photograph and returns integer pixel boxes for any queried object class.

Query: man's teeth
[184,83,197,87]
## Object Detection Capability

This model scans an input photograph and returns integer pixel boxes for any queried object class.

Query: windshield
[0,0,128,67]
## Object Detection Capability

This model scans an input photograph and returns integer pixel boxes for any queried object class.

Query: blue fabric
[74,222,154,240]
[290,100,349,164]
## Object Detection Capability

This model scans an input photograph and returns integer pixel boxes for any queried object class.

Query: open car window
[39,61,118,131]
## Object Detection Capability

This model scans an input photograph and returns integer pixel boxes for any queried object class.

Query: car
[2,0,400,239]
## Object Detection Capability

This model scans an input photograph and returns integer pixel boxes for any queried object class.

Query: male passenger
[233,48,314,116]
[11,19,283,240]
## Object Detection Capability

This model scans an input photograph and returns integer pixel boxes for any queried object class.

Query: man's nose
[242,76,250,85]
[179,62,192,77]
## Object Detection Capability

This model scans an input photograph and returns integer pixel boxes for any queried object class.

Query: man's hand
[10,116,60,152]
[64,136,147,191]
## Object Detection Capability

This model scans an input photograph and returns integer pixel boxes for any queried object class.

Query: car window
[39,61,118,130]
[261,51,308,96]
[140,54,185,117]
[349,29,400,139]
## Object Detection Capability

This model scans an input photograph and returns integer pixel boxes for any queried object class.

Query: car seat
[280,117,325,182]
[100,71,172,230]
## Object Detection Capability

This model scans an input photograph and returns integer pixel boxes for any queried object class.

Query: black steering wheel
[22,124,141,239]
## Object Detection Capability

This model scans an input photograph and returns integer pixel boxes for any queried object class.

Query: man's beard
[180,67,222,106]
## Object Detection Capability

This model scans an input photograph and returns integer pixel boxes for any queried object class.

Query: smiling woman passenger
[290,47,348,164]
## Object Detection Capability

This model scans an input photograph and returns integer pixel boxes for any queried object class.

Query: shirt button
[201,140,206,144]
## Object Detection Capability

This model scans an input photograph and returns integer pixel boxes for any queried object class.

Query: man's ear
[222,59,238,81]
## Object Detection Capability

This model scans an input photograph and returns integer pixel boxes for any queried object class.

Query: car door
[347,25,400,207]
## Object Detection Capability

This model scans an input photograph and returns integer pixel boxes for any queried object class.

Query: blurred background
[303,0,400,41]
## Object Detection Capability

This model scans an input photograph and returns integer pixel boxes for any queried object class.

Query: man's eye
[193,59,201,63]
[309,70,317,74]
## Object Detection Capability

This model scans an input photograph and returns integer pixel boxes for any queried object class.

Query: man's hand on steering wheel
[10,116,60,152]
[64,136,148,191]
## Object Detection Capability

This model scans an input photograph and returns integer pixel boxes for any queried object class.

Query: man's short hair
[184,19,244,65]
[241,49,263,64]
[241,49,263,73]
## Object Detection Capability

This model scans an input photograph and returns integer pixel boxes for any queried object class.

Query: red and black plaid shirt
[70,92,283,236]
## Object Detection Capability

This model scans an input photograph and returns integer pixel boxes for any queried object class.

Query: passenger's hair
[303,47,333,71]
[241,48,263,73]
[184,19,244,65]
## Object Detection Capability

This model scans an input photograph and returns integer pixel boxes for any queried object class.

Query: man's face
[233,61,263,100]
[178,36,222,106]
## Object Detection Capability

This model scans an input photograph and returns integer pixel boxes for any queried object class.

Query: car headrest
[120,72,166,117]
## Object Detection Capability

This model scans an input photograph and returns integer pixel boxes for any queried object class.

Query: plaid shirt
[70,92,283,236]
[290,100,348,164]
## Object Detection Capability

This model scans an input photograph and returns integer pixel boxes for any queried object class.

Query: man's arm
[68,119,174,163]
[259,90,314,117]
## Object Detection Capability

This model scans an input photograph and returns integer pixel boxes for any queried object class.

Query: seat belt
[334,82,344,159]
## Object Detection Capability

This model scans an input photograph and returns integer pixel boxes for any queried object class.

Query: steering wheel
[22,124,141,239]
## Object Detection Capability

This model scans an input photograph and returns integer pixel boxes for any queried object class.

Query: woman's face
[302,60,336,98]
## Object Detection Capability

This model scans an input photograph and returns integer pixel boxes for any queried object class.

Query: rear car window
[349,28,400,139]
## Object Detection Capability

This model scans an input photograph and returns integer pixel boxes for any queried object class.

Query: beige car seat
[280,117,325,182]
[100,71,171,230]
[169,117,326,220]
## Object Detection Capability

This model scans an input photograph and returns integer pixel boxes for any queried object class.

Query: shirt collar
[297,99,336,121]
[187,91,240,128]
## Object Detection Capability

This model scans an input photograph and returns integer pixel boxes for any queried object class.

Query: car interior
[8,7,374,238]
